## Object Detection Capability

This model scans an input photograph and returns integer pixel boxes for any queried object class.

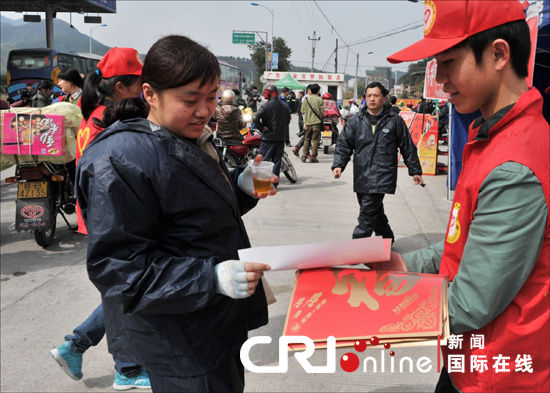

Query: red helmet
[322,92,332,100]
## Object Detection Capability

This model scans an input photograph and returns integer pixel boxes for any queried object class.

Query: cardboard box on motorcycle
[0,102,82,171]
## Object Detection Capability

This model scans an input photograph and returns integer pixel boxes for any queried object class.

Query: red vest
[75,105,106,234]
[440,88,550,392]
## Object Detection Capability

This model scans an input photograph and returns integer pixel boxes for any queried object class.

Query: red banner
[423,59,449,101]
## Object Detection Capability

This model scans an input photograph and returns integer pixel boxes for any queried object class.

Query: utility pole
[354,53,359,100]
[308,31,321,72]
[334,39,338,73]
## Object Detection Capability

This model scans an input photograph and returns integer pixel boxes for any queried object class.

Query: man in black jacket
[246,86,260,112]
[332,81,424,242]
[253,84,291,185]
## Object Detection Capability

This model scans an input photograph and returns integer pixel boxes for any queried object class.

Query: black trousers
[258,141,284,187]
[434,367,460,393]
[353,193,394,240]
[148,354,244,393]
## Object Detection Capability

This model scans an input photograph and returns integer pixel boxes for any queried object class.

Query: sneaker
[113,369,151,391]
[308,157,319,163]
[291,147,299,157]
[300,156,307,163]
[50,340,83,380]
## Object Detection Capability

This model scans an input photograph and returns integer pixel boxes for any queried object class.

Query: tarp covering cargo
[1,103,81,171]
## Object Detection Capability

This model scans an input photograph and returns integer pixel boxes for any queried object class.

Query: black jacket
[32,90,52,108]
[253,97,291,142]
[75,118,267,377]
[332,107,422,194]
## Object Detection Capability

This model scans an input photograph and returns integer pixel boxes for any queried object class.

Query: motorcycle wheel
[323,145,330,154]
[282,154,297,183]
[34,214,57,248]
[223,153,240,169]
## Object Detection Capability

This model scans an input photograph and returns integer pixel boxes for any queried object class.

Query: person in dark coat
[332,81,424,242]
[75,35,276,393]
[253,84,291,185]
[32,79,53,107]
[246,86,260,112]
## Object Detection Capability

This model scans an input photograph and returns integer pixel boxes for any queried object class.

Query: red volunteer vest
[440,88,550,392]
[75,105,106,235]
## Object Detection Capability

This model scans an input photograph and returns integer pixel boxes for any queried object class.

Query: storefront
[262,71,346,106]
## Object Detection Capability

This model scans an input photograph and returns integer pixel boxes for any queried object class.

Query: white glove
[215,260,251,299]
[237,164,256,197]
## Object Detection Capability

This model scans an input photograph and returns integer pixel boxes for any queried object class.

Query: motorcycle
[214,129,298,184]
[5,161,76,248]
[321,118,339,154]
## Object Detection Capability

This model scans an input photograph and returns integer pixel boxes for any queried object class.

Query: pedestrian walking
[332,81,423,242]
[76,35,275,393]
[50,47,150,391]
[300,83,324,163]
[254,84,291,185]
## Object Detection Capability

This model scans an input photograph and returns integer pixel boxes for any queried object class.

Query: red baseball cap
[97,47,143,78]
[387,0,526,64]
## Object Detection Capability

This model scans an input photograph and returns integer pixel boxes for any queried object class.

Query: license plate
[322,131,332,138]
[18,182,48,199]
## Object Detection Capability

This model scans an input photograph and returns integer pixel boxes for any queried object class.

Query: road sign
[232,32,255,45]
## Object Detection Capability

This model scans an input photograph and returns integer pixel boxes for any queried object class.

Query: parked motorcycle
[5,161,76,248]
[214,129,298,183]
[321,119,339,154]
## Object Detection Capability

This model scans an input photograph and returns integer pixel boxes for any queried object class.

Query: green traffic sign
[232,32,255,45]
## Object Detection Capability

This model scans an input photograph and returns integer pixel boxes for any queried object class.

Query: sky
[1,1,425,76]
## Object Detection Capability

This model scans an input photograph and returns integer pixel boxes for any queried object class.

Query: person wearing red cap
[377,1,550,392]
[75,47,143,235]
[75,35,275,393]
[50,47,150,391]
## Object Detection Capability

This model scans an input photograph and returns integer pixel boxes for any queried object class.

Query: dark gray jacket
[332,107,422,194]
[76,118,266,378]
[253,97,291,142]
[31,90,52,108]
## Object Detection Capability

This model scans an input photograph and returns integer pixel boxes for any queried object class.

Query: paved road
[1,115,452,392]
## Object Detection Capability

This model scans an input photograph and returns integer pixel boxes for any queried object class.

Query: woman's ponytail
[97,97,149,129]
[80,71,102,120]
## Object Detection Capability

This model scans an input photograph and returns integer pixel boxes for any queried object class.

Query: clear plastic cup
[250,161,274,194]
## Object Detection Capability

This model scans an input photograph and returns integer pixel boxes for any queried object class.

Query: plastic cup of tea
[250,161,274,194]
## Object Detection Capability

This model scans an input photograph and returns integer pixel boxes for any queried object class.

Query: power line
[291,1,309,35]
[312,0,356,55]
[342,22,423,49]
[303,1,319,32]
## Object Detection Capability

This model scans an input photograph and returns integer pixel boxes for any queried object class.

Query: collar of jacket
[359,105,390,124]
[472,104,514,140]
[98,118,239,213]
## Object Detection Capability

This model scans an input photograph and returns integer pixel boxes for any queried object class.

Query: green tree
[249,36,293,77]
[398,58,430,98]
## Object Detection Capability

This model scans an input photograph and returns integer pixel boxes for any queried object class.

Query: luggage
[0,102,82,170]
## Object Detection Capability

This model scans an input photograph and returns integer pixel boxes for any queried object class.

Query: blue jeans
[65,304,142,378]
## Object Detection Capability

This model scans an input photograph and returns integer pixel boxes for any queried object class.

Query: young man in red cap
[380,1,549,392]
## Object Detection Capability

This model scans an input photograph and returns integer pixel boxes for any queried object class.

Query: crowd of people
[2,1,548,392]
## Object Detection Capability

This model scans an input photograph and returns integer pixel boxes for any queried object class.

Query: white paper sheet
[238,236,389,271]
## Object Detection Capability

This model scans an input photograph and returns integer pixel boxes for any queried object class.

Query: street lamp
[355,51,374,101]
[89,24,107,54]
[251,2,274,72]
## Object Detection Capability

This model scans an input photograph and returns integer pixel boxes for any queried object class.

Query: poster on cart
[2,113,64,156]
